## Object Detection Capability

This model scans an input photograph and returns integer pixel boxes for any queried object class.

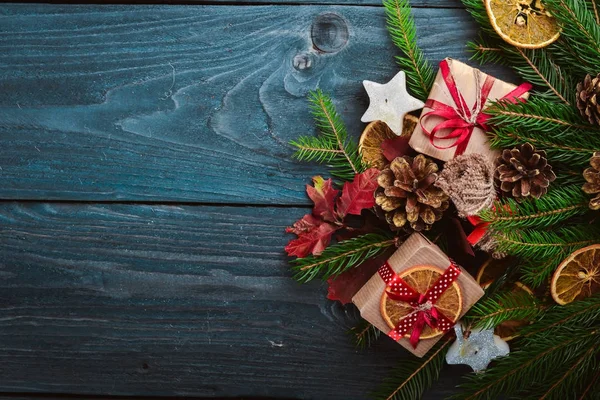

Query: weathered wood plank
[0,4,510,204]
[0,203,463,399]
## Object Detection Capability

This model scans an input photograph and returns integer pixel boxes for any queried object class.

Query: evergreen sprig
[494,225,600,287]
[546,0,600,73]
[486,96,597,133]
[290,233,395,283]
[349,319,381,349]
[468,289,542,331]
[290,90,366,181]
[373,336,452,400]
[479,186,590,231]
[455,296,600,400]
[383,0,435,101]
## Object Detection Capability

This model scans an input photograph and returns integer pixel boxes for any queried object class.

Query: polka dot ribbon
[378,262,461,348]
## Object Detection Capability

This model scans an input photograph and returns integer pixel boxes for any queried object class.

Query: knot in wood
[311,13,349,54]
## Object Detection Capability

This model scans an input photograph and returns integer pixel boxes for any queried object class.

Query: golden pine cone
[582,152,600,210]
[375,155,449,232]
[577,74,600,125]
[495,143,556,199]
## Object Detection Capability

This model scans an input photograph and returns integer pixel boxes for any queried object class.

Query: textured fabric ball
[435,154,496,217]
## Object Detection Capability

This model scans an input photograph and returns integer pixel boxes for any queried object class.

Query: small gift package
[352,233,484,357]
[409,58,531,163]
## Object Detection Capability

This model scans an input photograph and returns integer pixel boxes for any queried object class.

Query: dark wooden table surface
[0,1,510,399]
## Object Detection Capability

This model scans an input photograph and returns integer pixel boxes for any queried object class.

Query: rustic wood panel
[0,203,463,399]
[0,4,509,204]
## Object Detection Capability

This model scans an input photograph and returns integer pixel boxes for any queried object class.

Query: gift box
[352,233,484,357]
[409,58,531,164]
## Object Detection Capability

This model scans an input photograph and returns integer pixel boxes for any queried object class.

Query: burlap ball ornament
[435,154,496,217]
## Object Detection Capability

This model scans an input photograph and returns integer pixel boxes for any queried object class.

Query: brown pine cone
[583,152,600,210]
[495,143,556,199]
[577,74,600,125]
[375,155,449,232]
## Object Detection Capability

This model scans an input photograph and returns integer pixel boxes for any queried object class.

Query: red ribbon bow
[378,262,461,348]
[467,215,489,246]
[420,59,532,156]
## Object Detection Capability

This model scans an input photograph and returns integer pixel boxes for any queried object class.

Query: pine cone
[576,74,600,125]
[495,143,556,199]
[375,155,449,232]
[583,152,600,210]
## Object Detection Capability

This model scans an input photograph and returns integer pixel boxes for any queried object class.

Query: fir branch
[588,0,600,23]
[461,0,494,32]
[290,233,395,283]
[478,186,590,231]
[383,0,435,101]
[467,36,505,65]
[535,345,598,400]
[521,295,600,338]
[291,90,366,181]
[489,125,600,167]
[510,47,573,105]
[579,369,600,400]
[546,0,600,71]
[373,336,452,400]
[468,289,542,331]
[486,96,597,133]
[454,328,600,400]
[348,319,381,349]
[494,225,600,286]
[456,297,600,399]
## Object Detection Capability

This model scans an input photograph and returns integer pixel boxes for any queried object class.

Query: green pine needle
[495,225,600,287]
[455,296,600,400]
[348,319,381,349]
[468,289,542,331]
[290,233,395,283]
[479,186,590,231]
[383,0,435,101]
[546,0,600,73]
[291,89,366,181]
[372,336,452,400]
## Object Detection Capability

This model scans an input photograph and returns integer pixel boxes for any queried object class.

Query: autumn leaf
[306,176,339,222]
[381,135,412,162]
[326,252,390,304]
[285,215,338,258]
[336,168,379,218]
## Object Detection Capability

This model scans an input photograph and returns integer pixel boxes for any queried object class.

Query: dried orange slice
[476,257,513,286]
[551,244,600,305]
[381,265,463,340]
[359,116,418,170]
[485,0,560,49]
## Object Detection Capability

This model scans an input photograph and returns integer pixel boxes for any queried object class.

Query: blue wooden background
[0,2,512,399]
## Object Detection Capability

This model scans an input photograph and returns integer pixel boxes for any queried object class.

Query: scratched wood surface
[0,2,501,399]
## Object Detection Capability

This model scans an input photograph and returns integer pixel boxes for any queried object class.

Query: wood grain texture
[0,4,511,204]
[0,203,464,399]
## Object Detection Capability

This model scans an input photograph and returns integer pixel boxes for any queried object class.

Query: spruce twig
[468,289,542,330]
[290,233,395,283]
[291,90,366,181]
[478,186,590,231]
[383,0,435,101]
[349,319,381,349]
[373,336,452,400]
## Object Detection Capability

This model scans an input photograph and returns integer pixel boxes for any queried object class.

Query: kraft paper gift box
[352,233,484,357]
[409,58,530,164]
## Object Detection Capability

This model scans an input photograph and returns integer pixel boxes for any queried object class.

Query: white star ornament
[361,71,425,135]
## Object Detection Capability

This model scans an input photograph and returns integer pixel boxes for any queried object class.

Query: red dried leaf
[285,215,338,258]
[381,136,411,162]
[307,176,339,222]
[336,168,379,218]
[326,253,389,304]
